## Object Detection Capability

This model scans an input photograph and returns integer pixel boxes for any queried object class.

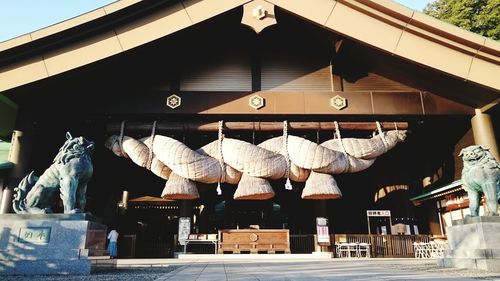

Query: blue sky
[0,0,433,42]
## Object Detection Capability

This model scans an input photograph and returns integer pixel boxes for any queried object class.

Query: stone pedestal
[437,216,500,272]
[0,213,108,275]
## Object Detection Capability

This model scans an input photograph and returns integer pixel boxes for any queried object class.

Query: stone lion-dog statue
[13,132,95,214]
[459,145,500,217]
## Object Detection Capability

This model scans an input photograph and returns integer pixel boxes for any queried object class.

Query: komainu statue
[460,145,500,216]
[13,132,95,214]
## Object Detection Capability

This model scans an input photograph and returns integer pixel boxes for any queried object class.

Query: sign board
[405,225,411,235]
[366,210,391,217]
[316,217,330,245]
[380,226,387,235]
[366,210,392,235]
[18,227,51,244]
[178,217,191,246]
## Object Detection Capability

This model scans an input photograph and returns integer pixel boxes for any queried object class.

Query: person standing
[107,229,119,259]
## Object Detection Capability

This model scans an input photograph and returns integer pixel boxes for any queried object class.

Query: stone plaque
[18,227,51,244]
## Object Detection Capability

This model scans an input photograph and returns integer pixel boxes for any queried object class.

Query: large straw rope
[152,135,222,183]
[162,172,199,200]
[105,131,404,179]
[105,128,407,199]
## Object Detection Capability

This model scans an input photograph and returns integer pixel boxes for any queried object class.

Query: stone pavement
[3,258,500,280]
[152,258,500,281]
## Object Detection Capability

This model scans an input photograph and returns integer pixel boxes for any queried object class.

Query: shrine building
[0,0,498,257]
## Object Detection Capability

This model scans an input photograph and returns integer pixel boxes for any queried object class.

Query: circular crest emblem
[249,233,259,242]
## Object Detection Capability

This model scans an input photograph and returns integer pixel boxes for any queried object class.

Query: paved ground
[2,258,500,281]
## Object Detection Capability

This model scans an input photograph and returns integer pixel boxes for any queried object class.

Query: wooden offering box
[218,229,290,254]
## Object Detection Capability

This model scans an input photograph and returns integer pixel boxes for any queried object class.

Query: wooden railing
[334,234,431,258]
[290,234,431,257]
[121,233,431,257]
[290,235,316,253]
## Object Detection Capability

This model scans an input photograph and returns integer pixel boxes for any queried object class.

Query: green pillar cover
[0,141,12,170]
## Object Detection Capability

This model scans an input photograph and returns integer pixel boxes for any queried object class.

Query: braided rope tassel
[147,121,157,170]
[216,120,225,195]
[283,120,292,190]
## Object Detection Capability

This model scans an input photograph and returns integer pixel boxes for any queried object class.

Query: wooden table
[218,229,290,254]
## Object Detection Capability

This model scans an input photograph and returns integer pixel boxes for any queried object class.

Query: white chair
[430,241,447,258]
[420,242,431,258]
[413,242,424,258]
[429,241,439,258]
[336,243,350,258]
[348,243,358,258]
[358,243,371,258]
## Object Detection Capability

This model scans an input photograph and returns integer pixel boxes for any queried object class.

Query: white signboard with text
[316,217,330,245]
[366,210,391,217]
[178,217,191,246]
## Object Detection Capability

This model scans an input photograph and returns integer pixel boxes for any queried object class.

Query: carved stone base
[438,216,500,272]
[0,214,107,275]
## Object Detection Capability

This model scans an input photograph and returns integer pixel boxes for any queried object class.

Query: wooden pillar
[179,200,193,217]
[314,200,328,217]
[471,109,499,161]
[3,124,35,213]
[198,204,211,233]
[179,200,194,232]
[121,191,129,209]
[0,188,13,214]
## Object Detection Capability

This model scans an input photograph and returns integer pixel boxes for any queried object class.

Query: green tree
[423,0,500,40]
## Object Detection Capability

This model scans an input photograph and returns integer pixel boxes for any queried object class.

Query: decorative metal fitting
[166,94,182,109]
[252,5,267,20]
[249,95,265,110]
[331,95,347,110]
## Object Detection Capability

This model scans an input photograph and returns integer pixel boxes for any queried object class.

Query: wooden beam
[106,121,408,133]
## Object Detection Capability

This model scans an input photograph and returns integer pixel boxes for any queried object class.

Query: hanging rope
[335,121,350,173]
[216,120,225,195]
[316,123,320,144]
[376,121,388,152]
[147,121,157,170]
[376,121,383,136]
[334,121,347,155]
[283,120,292,190]
[119,120,126,154]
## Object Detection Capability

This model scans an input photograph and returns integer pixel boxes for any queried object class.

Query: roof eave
[0,0,498,96]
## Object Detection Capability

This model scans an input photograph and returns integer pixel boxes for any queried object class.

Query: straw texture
[197,140,242,184]
[105,130,406,200]
[302,171,342,199]
[104,135,128,158]
[161,172,199,200]
[152,135,222,183]
[233,173,275,200]
[258,136,310,182]
[323,130,407,159]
